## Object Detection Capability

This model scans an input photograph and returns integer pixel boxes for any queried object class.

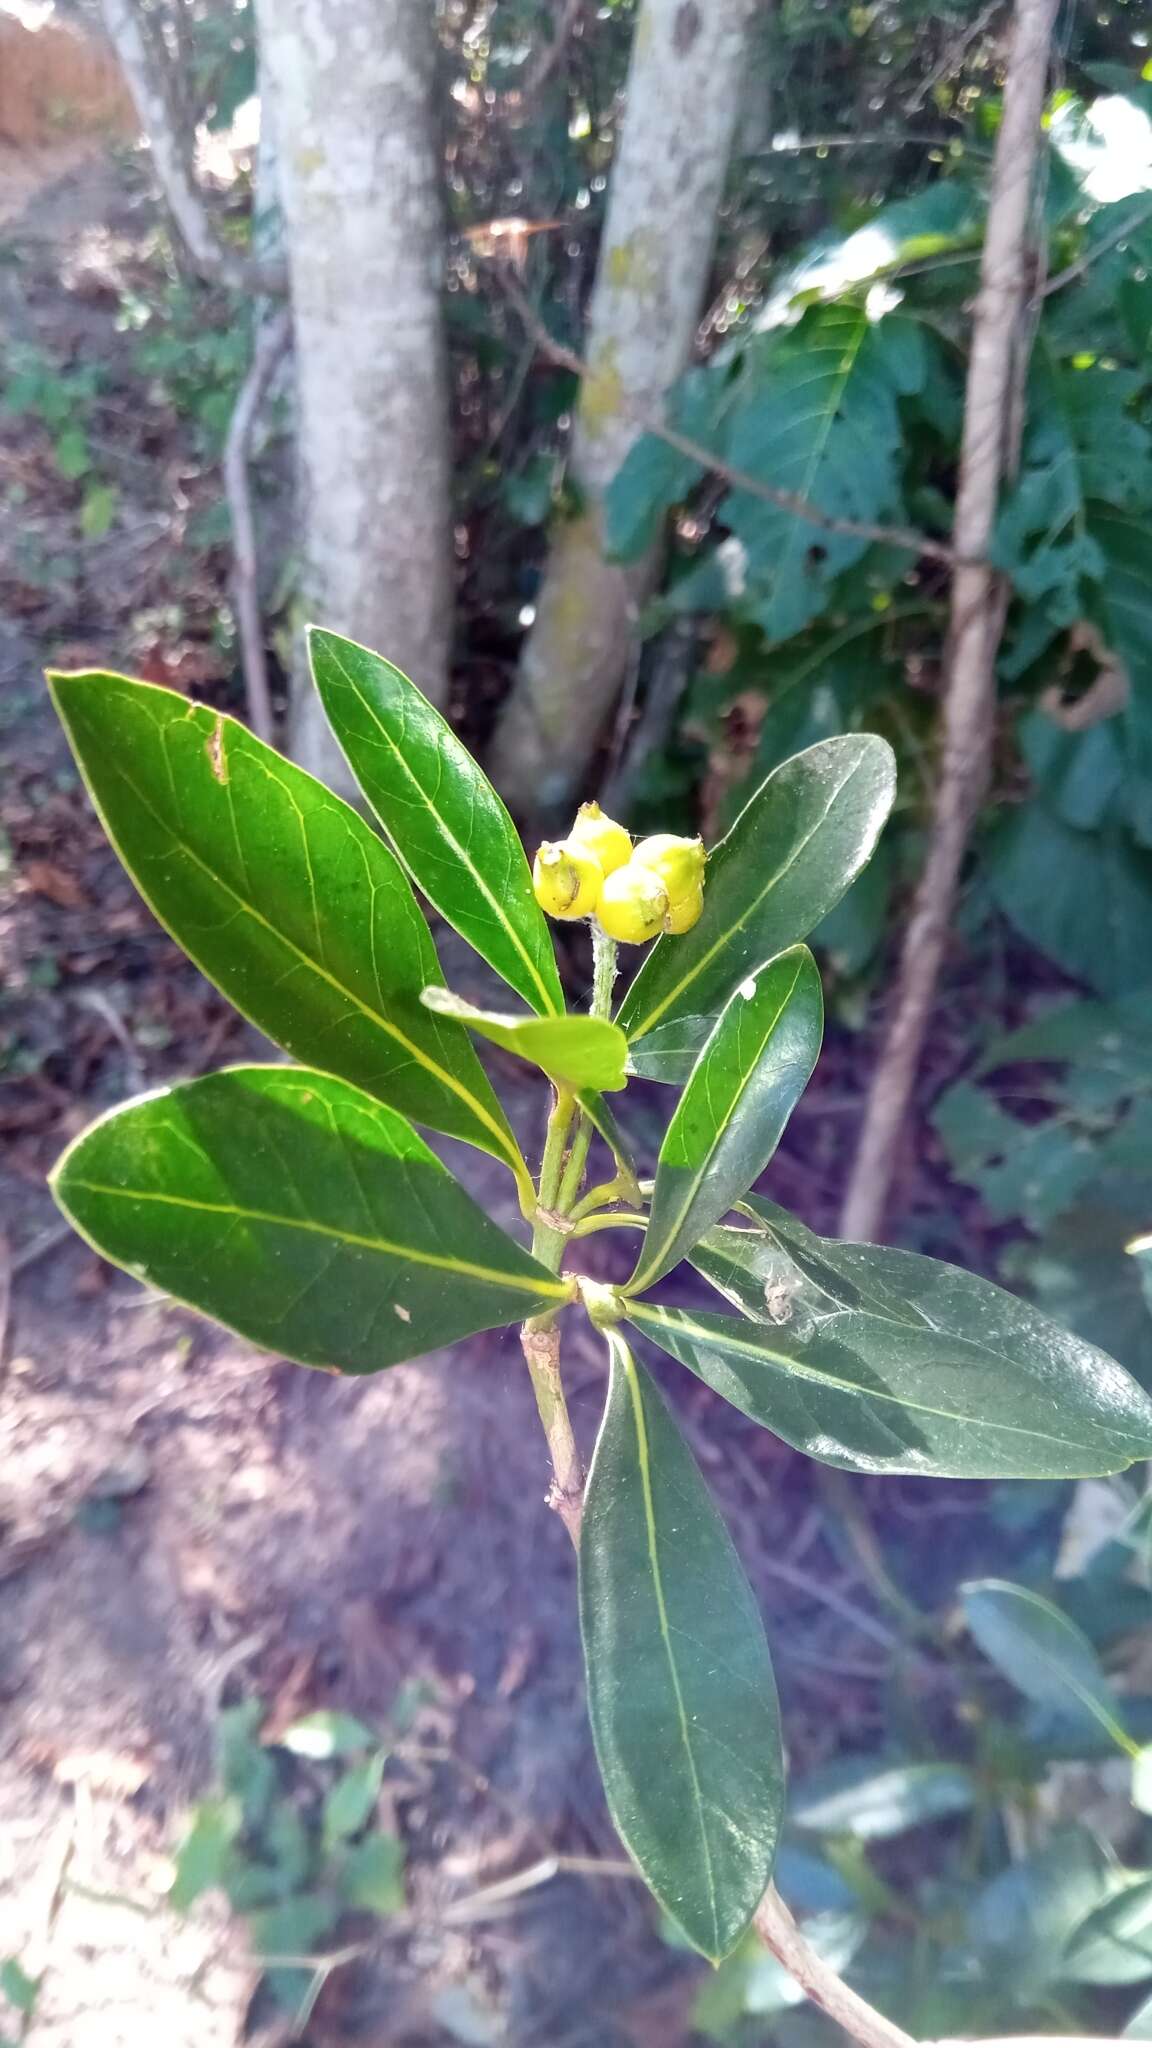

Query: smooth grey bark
[256,0,453,788]
[490,0,758,815]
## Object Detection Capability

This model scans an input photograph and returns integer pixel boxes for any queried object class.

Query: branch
[904,0,1005,112]
[521,1317,584,1545]
[837,0,1060,1245]
[1038,194,1152,301]
[223,306,292,745]
[100,0,287,296]
[491,265,957,566]
[521,0,585,100]
[755,1888,917,2048]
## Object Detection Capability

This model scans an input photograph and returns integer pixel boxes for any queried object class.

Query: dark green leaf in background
[618,736,895,1076]
[987,803,1152,1000]
[421,987,627,1090]
[579,1331,783,1961]
[631,1199,1152,1477]
[51,1067,566,1372]
[323,1753,385,1849]
[628,947,822,1293]
[961,1578,1135,1751]
[308,629,563,1017]
[48,671,526,1192]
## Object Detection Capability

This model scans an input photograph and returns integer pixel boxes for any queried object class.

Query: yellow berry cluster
[532,802,705,945]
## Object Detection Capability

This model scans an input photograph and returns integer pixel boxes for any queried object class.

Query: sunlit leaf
[961,1578,1135,1751]
[308,628,563,1016]
[628,947,822,1292]
[51,1067,566,1372]
[422,987,627,1091]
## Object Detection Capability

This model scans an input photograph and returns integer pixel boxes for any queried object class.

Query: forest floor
[0,142,1028,2048]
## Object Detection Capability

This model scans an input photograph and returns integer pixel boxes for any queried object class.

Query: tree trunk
[836,0,1059,1245]
[490,0,757,816]
[255,0,453,790]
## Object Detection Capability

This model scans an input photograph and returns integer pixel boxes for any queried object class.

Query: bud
[663,881,704,935]
[569,801,632,877]
[631,833,706,909]
[596,861,669,945]
[532,838,602,920]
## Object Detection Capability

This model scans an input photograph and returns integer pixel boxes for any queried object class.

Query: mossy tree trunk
[490,0,758,816]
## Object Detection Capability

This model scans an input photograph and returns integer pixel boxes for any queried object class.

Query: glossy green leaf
[1064,1879,1152,1986]
[421,987,627,1091]
[308,628,563,1017]
[47,670,526,1193]
[579,1330,783,1961]
[790,1760,977,1841]
[617,736,895,1080]
[961,1579,1135,1751]
[51,1066,566,1372]
[323,1753,385,1848]
[628,948,822,1294]
[340,1833,406,1915]
[634,1199,1152,1478]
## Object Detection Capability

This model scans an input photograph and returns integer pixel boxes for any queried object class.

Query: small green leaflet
[421,987,627,1091]
[308,629,563,1017]
[628,947,822,1294]
[579,1331,783,1962]
[961,1579,1136,1754]
[51,1066,566,1372]
[635,1199,1152,1478]
[617,736,895,1079]
[47,670,526,1194]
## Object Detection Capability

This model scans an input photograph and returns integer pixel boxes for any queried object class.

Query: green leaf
[628,947,822,1294]
[579,1331,783,1961]
[709,308,932,642]
[323,1752,385,1848]
[987,802,1152,999]
[47,671,526,1194]
[1064,1879,1152,1985]
[307,628,563,1017]
[279,1710,376,1761]
[1124,1987,1152,2035]
[790,1760,977,1841]
[51,1066,566,1372]
[0,1959,38,2016]
[578,1088,642,1200]
[340,1832,406,1915]
[961,1579,1135,1751]
[617,736,895,1077]
[169,1797,242,1912]
[421,987,627,1091]
[968,1827,1124,2003]
[638,1198,1152,1478]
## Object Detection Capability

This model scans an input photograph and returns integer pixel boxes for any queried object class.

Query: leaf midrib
[630,1303,1136,1457]
[630,955,805,1294]
[618,1338,720,1953]
[61,1178,566,1297]
[66,706,520,1175]
[320,638,561,1016]
[626,752,869,1042]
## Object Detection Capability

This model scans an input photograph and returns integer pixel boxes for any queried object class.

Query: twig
[905,0,1004,112]
[521,0,585,99]
[1038,194,1152,300]
[492,265,957,565]
[10,1220,73,1278]
[520,1317,584,1545]
[223,307,292,744]
[100,0,287,296]
[838,0,1060,1245]
[755,1886,917,2048]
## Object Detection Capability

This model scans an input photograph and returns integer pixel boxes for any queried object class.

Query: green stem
[532,1085,577,1271]
[568,1210,648,1239]
[568,1173,634,1224]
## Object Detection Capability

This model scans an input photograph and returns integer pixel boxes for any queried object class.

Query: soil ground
[1,140,1024,2047]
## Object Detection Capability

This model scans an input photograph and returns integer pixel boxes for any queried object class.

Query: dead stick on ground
[224,306,293,745]
[837,0,1060,1245]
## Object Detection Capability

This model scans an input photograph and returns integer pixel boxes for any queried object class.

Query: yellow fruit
[596,862,669,945]
[631,833,706,908]
[569,801,633,877]
[532,839,602,920]
[663,881,704,934]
